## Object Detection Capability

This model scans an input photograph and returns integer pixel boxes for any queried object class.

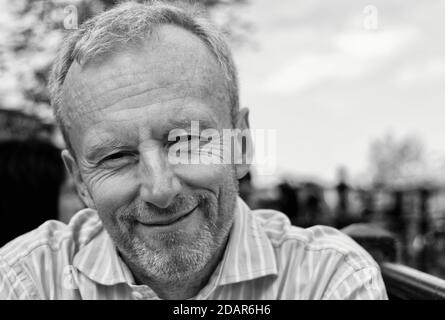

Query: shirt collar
[215,197,278,286]
[72,197,278,287]
[72,218,133,286]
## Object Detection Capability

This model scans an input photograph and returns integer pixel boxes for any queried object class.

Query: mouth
[136,204,199,227]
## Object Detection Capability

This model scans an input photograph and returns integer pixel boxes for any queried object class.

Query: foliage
[0,0,249,122]
[367,132,444,187]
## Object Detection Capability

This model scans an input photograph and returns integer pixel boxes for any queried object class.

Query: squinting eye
[102,152,131,162]
[172,135,199,143]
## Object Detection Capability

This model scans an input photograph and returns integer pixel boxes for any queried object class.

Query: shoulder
[0,209,103,270]
[250,209,386,299]
[251,208,379,271]
[0,209,104,299]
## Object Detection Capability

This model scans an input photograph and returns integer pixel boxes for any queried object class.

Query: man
[0,1,388,299]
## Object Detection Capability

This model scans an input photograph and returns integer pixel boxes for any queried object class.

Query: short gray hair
[48,0,239,151]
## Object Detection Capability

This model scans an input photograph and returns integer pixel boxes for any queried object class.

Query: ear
[61,150,95,209]
[233,107,253,180]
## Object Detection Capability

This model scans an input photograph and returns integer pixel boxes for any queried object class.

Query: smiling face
[60,25,248,283]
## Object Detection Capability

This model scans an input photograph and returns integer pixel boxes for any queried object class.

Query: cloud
[394,59,445,86]
[333,27,419,58]
[263,26,419,95]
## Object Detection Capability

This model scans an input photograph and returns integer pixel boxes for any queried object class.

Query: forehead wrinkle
[65,72,230,131]
[181,48,201,125]
[77,90,193,116]
[85,120,140,142]
[177,107,219,122]
[173,42,232,127]
[79,33,215,102]
[188,44,232,123]
[63,26,232,139]
[66,61,219,119]
[62,77,94,125]
[87,81,191,113]
[80,68,190,99]
[63,63,102,123]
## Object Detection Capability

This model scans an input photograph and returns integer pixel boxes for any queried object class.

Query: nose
[138,145,181,208]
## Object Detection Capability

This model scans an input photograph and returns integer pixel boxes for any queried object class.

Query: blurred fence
[247,181,445,280]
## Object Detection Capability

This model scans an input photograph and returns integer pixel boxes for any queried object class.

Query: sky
[223,0,445,185]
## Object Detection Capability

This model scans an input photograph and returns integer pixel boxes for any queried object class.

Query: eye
[171,135,198,144]
[101,151,135,164]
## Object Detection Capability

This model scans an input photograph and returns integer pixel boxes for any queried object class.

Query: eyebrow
[166,117,218,132]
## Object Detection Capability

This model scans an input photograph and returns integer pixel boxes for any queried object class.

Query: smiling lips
[137,205,198,227]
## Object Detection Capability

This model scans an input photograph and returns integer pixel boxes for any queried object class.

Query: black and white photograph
[0,0,445,302]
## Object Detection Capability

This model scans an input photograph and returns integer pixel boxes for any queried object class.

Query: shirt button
[62,265,78,290]
[132,291,144,300]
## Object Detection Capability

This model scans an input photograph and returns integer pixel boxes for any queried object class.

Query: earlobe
[61,150,95,209]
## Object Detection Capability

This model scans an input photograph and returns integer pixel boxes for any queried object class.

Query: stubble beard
[111,177,239,284]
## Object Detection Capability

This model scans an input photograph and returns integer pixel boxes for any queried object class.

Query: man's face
[61,25,244,282]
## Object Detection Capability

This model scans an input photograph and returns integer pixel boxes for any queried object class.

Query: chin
[131,234,215,282]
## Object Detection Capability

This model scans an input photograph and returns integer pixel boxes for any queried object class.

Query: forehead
[61,24,232,151]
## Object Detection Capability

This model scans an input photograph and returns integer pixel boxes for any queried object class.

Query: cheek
[174,163,238,202]
[174,163,232,189]
[87,170,139,215]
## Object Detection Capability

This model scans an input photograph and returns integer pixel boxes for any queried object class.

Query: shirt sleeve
[0,254,40,300]
[323,266,388,300]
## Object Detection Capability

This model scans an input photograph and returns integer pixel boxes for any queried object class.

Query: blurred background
[1,0,445,280]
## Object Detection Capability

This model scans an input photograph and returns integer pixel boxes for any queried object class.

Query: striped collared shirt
[0,198,388,299]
